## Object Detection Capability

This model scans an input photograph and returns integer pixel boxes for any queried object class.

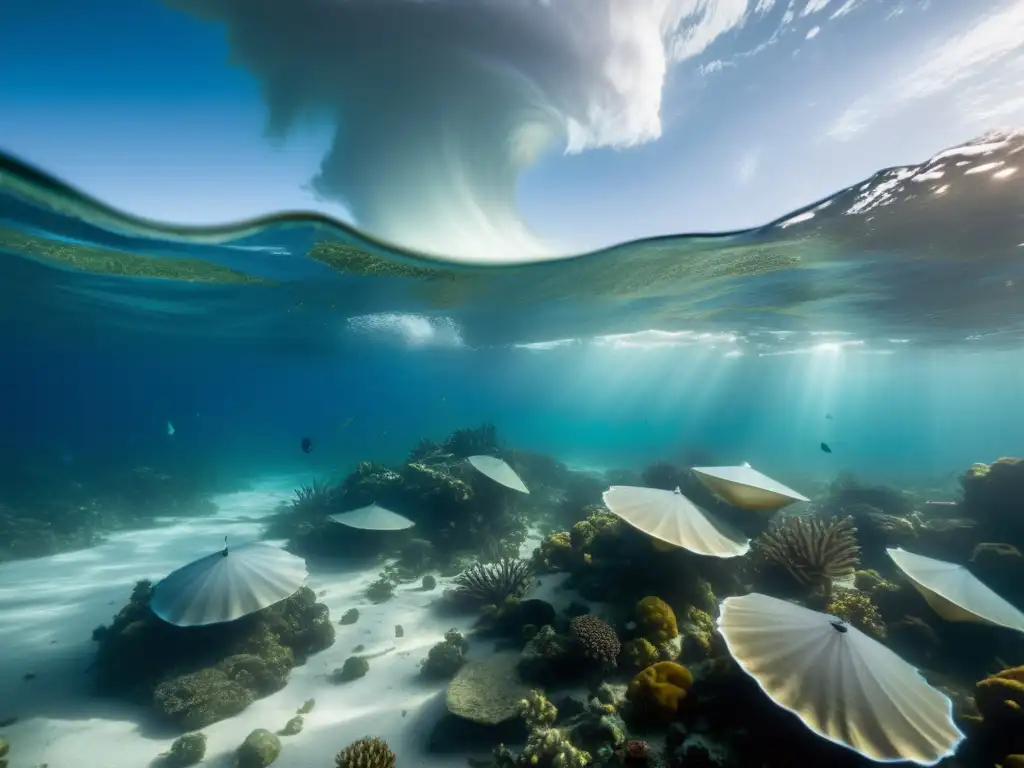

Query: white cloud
[828,0,1024,141]
[167,0,767,260]
[805,25,820,39]
[829,0,862,19]
[802,0,831,16]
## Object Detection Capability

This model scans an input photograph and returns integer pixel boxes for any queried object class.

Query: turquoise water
[1,131,1021,487]
[2,129,1024,768]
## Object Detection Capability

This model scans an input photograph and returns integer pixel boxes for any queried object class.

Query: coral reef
[91,580,334,731]
[755,515,860,598]
[334,736,397,768]
[448,558,534,610]
[267,425,550,565]
[825,587,886,638]
[635,596,679,646]
[518,689,558,730]
[421,629,470,679]
[0,465,223,563]
[569,615,620,667]
[621,638,660,671]
[626,662,693,723]
[446,653,531,725]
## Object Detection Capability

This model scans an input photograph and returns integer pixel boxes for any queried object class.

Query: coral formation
[626,662,693,722]
[365,573,397,603]
[446,653,531,725]
[449,558,534,609]
[267,424,542,565]
[621,638,660,670]
[334,736,397,768]
[161,733,207,766]
[236,728,281,768]
[332,656,369,683]
[569,614,620,666]
[420,629,469,679]
[826,588,886,638]
[756,515,860,594]
[635,596,678,646]
[91,580,334,731]
[518,689,558,730]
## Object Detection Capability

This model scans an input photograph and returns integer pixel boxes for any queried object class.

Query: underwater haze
[1,132,1022,485]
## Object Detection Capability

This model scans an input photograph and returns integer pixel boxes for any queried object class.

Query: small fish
[825,413,833,420]
[166,421,175,437]
[820,442,832,453]
[301,437,313,454]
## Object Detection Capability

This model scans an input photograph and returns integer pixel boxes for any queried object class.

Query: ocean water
[0,130,1023,768]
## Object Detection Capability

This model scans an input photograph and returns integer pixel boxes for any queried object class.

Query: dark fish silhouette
[825,413,833,420]
[301,437,313,454]
[820,442,832,454]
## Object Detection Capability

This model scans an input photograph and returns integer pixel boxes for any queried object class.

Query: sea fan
[291,479,335,517]
[757,515,860,588]
[451,557,533,606]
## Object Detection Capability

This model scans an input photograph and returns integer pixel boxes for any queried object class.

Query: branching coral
[826,588,886,638]
[291,479,335,515]
[621,638,659,670]
[334,736,396,768]
[533,531,573,571]
[569,615,620,666]
[522,727,591,767]
[518,689,558,730]
[757,515,860,590]
[451,558,533,607]
[681,606,715,658]
[569,508,621,553]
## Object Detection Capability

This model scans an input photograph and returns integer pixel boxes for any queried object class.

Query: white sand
[0,476,573,768]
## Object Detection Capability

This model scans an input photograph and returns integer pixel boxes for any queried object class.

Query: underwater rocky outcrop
[91,580,335,731]
[265,424,593,568]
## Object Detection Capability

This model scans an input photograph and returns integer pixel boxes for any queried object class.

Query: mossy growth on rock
[160,732,207,767]
[91,580,334,731]
[420,629,469,679]
[278,715,304,736]
[332,656,370,683]
[339,608,360,625]
[236,728,281,768]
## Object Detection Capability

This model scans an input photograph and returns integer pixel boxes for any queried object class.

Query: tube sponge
[626,661,693,721]
[636,596,678,646]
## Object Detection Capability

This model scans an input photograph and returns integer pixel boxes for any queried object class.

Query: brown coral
[756,515,860,588]
[334,736,396,768]
[569,614,620,665]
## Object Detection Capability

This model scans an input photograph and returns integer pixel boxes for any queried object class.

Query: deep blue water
[1,131,1022,493]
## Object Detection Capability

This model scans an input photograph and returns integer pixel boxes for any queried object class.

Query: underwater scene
[2,127,1024,768]
[4,2,1024,765]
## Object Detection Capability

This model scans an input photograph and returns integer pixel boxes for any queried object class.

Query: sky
[2,0,1023,260]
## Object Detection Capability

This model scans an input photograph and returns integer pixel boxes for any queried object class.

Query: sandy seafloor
[0,476,580,768]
